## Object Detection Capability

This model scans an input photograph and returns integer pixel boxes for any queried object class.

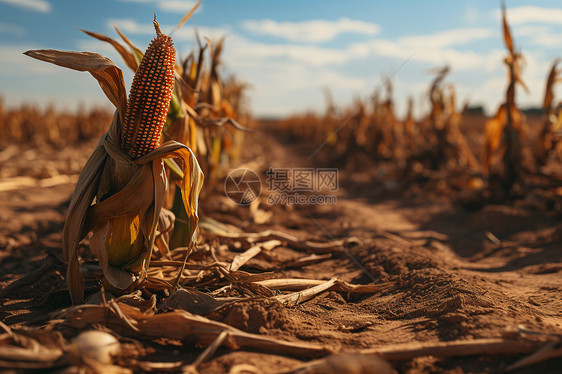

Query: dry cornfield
[1,2,562,373]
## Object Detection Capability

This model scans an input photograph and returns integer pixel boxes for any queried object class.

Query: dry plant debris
[1,1,562,373]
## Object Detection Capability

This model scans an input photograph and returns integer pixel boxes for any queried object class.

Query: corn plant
[383,80,405,161]
[403,97,420,155]
[534,59,561,165]
[482,2,530,194]
[405,66,477,171]
[25,17,203,304]
[81,3,250,252]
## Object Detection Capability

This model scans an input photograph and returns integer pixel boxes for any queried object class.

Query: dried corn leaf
[0,330,65,369]
[506,341,562,371]
[501,1,514,55]
[274,278,337,307]
[203,228,344,253]
[171,0,202,35]
[360,337,553,361]
[60,302,332,358]
[187,330,229,369]
[81,29,138,72]
[515,69,529,94]
[114,26,143,64]
[229,245,262,272]
[483,105,507,175]
[159,288,238,315]
[229,240,281,272]
[267,278,389,306]
[256,278,332,291]
[543,59,561,110]
[279,353,392,374]
[284,254,332,268]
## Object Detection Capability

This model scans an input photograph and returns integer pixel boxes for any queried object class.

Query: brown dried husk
[24,49,204,304]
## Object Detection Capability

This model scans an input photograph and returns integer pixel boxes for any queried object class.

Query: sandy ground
[0,121,561,373]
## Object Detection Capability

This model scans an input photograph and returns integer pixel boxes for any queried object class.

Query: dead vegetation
[1,2,562,373]
[0,100,111,148]
[279,4,562,208]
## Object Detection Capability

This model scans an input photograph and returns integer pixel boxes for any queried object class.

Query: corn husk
[24,49,204,304]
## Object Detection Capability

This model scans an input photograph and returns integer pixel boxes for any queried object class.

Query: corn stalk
[482,2,530,195]
[25,18,204,304]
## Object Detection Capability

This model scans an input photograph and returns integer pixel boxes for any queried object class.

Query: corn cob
[121,17,175,159]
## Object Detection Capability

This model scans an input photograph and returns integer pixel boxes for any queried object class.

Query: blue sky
[1,0,562,118]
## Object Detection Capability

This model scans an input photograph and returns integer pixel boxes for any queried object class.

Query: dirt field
[1,116,561,373]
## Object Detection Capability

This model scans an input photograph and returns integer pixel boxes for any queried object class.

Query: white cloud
[159,0,198,12]
[397,28,493,49]
[106,18,228,41]
[504,6,562,25]
[512,25,562,49]
[107,18,155,35]
[242,18,380,43]
[173,25,231,42]
[229,38,364,67]
[105,18,362,67]
[0,22,25,35]
[464,4,481,24]
[530,33,562,48]
[359,38,502,72]
[229,58,371,117]
[211,35,376,117]
[118,0,201,14]
[76,40,122,55]
[0,0,51,13]
[102,20,525,117]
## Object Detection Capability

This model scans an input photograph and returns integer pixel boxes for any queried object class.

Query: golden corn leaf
[114,25,144,67]
[544,59,561,110]
[501,0,514,56]
[80,29,138,72]
[170,0,202,35]
[483,105,507,175]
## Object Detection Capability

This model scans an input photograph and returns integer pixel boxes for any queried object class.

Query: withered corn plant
[422,66,448,169]
[534,59,562,165]
[83,8,250,189]
[80,2,250,253]
[365,84,391,160]
[193,37,251,189]
[338,97,368,156]
[381,80,405,161]
[0,104,111,148]
[25,17,204,304]
[482,2,530,195]
[403,97,420,155]
[322,88,339,147]
[406,66,477,172]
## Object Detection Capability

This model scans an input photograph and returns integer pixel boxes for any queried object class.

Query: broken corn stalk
[25,16,204,304]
